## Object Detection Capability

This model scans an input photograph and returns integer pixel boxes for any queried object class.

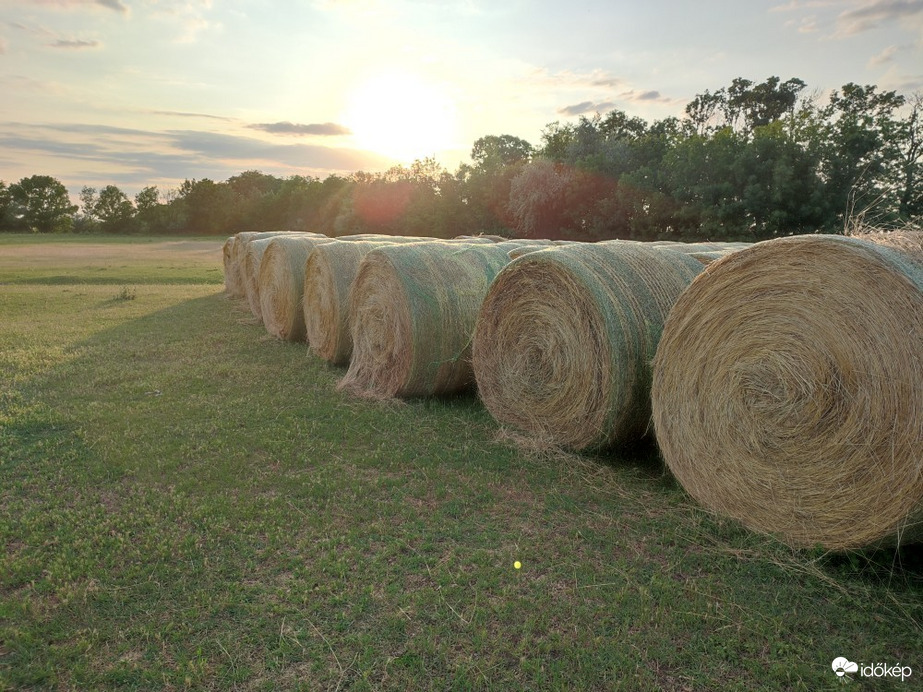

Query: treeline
[1,76,921,241]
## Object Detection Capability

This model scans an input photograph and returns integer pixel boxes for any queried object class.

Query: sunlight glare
[343,71,457,162]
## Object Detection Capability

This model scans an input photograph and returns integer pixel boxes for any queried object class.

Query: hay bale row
[651,232,923,549]
[226,231,319,298]
[472,242,715,451]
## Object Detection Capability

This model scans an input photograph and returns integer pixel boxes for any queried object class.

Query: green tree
[134,186,162,234]
[822,83,905,226]
[177,178,235,234]
[893,93,923,220]
[95,185,135,233]
[7,175,77,233]
[0,181,11,230]
[470,134,534,171]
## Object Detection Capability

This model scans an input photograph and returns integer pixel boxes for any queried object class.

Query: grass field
[1,233,921,690]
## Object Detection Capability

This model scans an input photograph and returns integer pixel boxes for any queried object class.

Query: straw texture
[230,231,316,298]
[222,236,236,294]
[651,233,923,549]
[303,240,398,364]
[472,242,709,451]
[258,235,336,340]
[339,242,527,398]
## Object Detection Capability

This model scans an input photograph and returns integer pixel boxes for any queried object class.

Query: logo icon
[832,657,859,677]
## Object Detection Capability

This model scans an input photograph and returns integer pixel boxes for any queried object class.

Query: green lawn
[1,234,921,690]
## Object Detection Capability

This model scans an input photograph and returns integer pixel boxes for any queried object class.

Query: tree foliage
[1,76,920,239]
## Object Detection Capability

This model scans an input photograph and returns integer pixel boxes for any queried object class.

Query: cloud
[150,110,234,122]
[24,0,127,12]
[0,36,6,55]
[0,121,393,193]
[249,121,353,136]
[557,101,616,117]
[50,38,100,49]
[869,44,901,65]
[529,67,625,91]
[619,89,673,104]
[835,0,923,36]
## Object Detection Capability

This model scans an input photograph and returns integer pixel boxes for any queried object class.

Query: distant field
[1,235,921,690]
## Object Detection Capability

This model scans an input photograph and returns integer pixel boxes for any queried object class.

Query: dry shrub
[472,242,716,452]
[651,232,923,549]
[258,235,337,340]
[339,241,530,398]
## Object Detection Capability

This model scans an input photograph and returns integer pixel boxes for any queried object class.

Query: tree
[176,178,235,233]
[95,185,135,233]
[0,181,11,230]
[893,93,923,220]
[7,175,77,233]
[822,83,905,226]
[470,134,534,171]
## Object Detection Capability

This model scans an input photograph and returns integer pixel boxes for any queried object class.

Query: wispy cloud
[0,36,7,55]
[149,110,235,121]
[529,67,625,91]
[249,121,353,136]
[835,0,923,36]
[0,121,392,192]
[557,101,616,117]
[24,0,127,12]
[869,44,900,65]
[50,38,100,49]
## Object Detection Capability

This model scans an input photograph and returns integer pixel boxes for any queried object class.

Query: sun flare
[343,71,457,162]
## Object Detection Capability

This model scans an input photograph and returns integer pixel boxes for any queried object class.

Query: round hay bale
[243,237,287,321]
[230,231,313,299]
[222,235,236,294]
[472,242,708,451]
[303,240,400,365]
[651,233,923,549]
[258,235,336,340]
[340,242,528,397]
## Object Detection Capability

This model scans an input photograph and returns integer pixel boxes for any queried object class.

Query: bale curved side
[472,243,706,451]
[258,235,335,340]
[651,233,923,549]
[243,237,283,321]
[340,242,522,398]
[303,240,398,364]
[222,236,236,294]
[230,231,312,299]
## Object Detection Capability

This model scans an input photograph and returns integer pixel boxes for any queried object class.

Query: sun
[343,71,457,162]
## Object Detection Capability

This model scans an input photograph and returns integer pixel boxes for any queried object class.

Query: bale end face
[652,234,923,550]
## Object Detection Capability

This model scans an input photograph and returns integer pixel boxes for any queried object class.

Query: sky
[1,0,922,200]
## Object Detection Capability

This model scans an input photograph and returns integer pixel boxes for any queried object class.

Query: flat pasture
[1,235,921,690]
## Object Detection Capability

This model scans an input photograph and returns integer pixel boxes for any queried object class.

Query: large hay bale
[243,237,290,321]
[340,241,532,397]
[651,233,923,549]
[303,240,399,364]
[229,231,317,298]
[222,236,236,294]
[258,235,336,340]
[472,242,711,451]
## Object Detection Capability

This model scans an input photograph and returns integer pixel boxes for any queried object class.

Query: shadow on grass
[6,275,221,286]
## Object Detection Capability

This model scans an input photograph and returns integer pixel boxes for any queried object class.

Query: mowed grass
[1,234,921,691]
